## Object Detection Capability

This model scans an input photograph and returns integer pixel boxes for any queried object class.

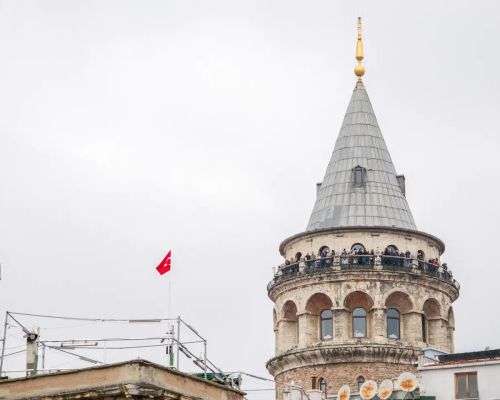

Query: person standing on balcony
[394,250,400,267]
[348,250,354,265]
[330,249,335,266]
[404,251,411,268]
[417,251,424,270]
[305,253,311,268]
[320,248,328,267]
[341,249,348,265]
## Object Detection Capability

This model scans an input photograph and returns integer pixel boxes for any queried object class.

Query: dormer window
[354,165,365,186]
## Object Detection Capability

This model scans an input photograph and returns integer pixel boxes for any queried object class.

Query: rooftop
[437,349,500,364]
[0,359,245,400]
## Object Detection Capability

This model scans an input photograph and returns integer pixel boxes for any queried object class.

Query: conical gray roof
[306,80,417,231]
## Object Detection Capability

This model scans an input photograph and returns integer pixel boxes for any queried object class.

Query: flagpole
[168,265,174,367]
[168,279,172,317]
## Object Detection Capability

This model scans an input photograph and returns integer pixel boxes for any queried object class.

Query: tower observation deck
[266,18,459,399]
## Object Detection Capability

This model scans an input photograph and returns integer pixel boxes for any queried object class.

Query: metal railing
[267,255,459,292]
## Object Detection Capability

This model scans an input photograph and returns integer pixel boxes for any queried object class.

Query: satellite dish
[360,380,378,400]
[397,372,418,392]
[378,379,394,400]
[337,384,351,400]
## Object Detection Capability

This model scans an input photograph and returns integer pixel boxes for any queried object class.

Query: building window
[353,307,367,338]
[319,246,330,258]
[311,377,317,390]
[455,372,478,399]
[387,308,400,339]
[357,376,365,391]
[385,245,398,254]
[421,314,427,343]
[354,166,365,186]
[320,309,333,340]
[351,243,365,253]
[318,378,327,396]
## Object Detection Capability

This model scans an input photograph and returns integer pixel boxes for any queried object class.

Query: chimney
[26,331,39,377]
[316,182,322,197]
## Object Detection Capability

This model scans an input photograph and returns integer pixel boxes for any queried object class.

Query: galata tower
[266,18,459,398]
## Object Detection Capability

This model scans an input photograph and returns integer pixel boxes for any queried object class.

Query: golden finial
[354,17,365,78]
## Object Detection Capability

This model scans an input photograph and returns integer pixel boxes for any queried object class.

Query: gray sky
[0,1,499,398]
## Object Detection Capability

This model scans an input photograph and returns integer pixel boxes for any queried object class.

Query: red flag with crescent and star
[155,250,171,275]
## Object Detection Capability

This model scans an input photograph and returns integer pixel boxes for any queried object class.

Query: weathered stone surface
[274,361,415,399]
[268,229,459,398]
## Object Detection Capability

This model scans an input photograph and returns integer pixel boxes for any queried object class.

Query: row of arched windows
[319,308,401,340]
[276,293,454,354]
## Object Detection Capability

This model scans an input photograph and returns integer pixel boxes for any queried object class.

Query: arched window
[352,307,367,338]
[351,243,365,253]
[318,378,327,395]
[320,309,333,340]
[385,245,398,254]
[387,308,400,339]
[319,246,330,257]
[357,376,365,391]
[295,252,302,262]
[421,314,428,343]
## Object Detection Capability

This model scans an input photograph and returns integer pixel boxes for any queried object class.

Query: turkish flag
[156,251,171,275]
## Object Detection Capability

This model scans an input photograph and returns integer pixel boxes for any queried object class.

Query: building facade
[419,349,500,400]
[266,19,460,399]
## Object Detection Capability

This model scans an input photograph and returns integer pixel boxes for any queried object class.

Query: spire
[306,81,417,231]
[354,17,365,78]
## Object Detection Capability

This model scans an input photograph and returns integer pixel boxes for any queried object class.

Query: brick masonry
[275,361,415,398]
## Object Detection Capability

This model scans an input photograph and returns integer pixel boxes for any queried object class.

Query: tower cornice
[266,343,422,377]
[267,266,459,303]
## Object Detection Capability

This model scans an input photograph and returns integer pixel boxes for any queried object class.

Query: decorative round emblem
[398,372,418,392]
[378,379,394,400]
[337,384,351,400]
[360,380,378,400]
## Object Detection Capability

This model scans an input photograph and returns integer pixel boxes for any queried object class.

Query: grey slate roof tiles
[306,80,417,231]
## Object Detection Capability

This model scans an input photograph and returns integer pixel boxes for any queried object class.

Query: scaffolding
[0,311,233,386]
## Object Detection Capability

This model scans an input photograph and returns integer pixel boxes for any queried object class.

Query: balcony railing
[267,255,459,292]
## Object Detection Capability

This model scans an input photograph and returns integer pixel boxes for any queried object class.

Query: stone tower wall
[267,228,458,398]
[274,361,414,399]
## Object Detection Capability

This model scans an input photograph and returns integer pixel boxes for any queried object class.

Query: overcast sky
[0,1,499,398]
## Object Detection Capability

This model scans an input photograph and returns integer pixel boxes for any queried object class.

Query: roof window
[354,165,365,187]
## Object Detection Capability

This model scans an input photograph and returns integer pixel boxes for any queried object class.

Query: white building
[419,349,500,400]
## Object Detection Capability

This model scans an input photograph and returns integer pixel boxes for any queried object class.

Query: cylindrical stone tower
[266,19,459,399]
